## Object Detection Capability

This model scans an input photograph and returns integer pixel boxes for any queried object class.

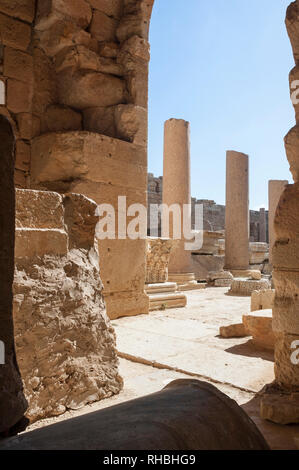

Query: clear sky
[148,0,295,210]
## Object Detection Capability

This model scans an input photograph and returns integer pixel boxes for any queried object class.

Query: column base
[145,282,187,311]
[260,383,299,424]
[168,273,206,291]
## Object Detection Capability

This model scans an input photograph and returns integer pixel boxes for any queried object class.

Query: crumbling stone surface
[243,310,275,350]
[13,189,123,423]
[146,238,174,284]
[228,279,271,297]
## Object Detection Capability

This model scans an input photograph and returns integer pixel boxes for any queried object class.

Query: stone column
[268,180,288,264]
[225,151,249,272]
[163,119,192,274]
[261,1,299,425]
[259,208,267,243]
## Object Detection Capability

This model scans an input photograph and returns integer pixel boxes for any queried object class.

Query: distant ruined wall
[14,189,122,423]
[148,173,269,241]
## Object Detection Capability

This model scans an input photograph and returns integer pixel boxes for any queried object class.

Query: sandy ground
[25,287,299,450]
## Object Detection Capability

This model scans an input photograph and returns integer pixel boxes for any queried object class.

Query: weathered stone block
[191,254,224,281]
[0,0,35,23]
[36,0,92,31]
[7,79,32,113]
[16,189,64,229]
[286,0,299,64]
[90,10,118,42]
[15,228,68,258]
[87,0,123,18]
[57,69,125,109]
[17,113,41,140]
[31,132,147,190]
[285,125,299,183]
[219,323,248,338]
[105,290,149,320]
[15,140,30,172]
[228,279,271,296]
[251,289,275,312]
[115,104,147,145]
[0,13,31,51]
[3,47,33,83]
[117,0,154,42]
[272,297,299,335]
[275,333,299,387]
[83,106,116,137]
[243,310,275,350]
[41,105,82,133]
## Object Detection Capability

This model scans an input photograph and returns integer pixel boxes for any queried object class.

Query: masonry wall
[148,173,269,242]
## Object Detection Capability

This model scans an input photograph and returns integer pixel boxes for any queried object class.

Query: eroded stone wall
[13,189,122,423]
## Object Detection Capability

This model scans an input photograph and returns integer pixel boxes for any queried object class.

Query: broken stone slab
[219,323,249,338]
[243,309,275,350]
[228,279,271,296]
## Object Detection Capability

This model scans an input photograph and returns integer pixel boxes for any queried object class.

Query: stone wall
[147,173,269,242]
[13,189,122,423]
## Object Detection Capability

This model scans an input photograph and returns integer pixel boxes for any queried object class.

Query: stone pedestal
[225,151,249,272]
[268,180,288,265]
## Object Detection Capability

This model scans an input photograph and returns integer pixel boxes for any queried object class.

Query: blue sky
[148,0,295,209]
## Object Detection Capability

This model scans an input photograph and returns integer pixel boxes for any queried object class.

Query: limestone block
[90,10,118,42]
[87,0,123,18]
[146,237,174,284]
[115,104,147,145]
[274,184,299,239]
[250,270,262,281]
[7,79,32,113]
[145,282,177,294]
[191,254,225,281]
[99,42,119,58]
[286,0,299,64]
[99,239,147,294]
[41,105,82,133]
[228,279,271,296]
[17,113,41,140]
[249,242,269,265]
[289,65,299,122]
[14,169,27,188]
[208,271,233,282]
[15,140,31,172]
[261,391,299,425]
[214,279,233,288]
[0,13,31,51]
[16,189,64,230]
[275,333,299,388]
[219,324,248,338]
[0,0,35,23]
[149,292,187,311]
[193,231,223,255]
[251,289,275,312]
[3,47,33,83]
[272,297,299,335]
[36,20,84,57]
[116,0,154,43]
[285,125,299,182]
[64,193,99,250]
[57,69,125,109]
[36,0,92,31]
[104,290,149,320]
[31,132,147,191]
[32,47,57,115]
[273,270,299,299]
[243,310,275,350]
[273,238,299,270]
[54,46,122,76]
[83,106,116,136]
[15,228,68,258]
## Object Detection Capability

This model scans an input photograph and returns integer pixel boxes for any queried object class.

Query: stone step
[145,282,177,295]
[149,292,187,311]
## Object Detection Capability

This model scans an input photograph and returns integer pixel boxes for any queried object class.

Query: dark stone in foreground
[0,380,270,450]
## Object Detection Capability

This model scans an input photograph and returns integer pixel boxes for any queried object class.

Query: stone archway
[0,115,27,434]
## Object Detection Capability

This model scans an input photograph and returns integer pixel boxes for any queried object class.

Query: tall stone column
[259,208,267,243]
[261,1,299,425]
[225,151,249,272]
[268,180,288,265]
[163,119,191,274]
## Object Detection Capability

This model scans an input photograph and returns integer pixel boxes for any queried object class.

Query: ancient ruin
[0,0,298,451]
